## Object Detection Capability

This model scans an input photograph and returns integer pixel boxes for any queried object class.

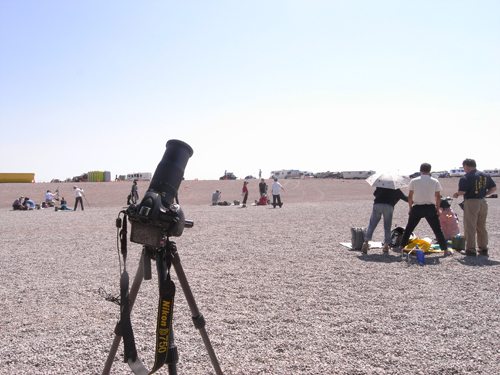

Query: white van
[449,168,465,177]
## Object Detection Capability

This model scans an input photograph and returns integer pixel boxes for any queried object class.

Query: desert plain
[1,177,499,374]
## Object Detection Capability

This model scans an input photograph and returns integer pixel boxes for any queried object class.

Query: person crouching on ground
[362,187,408,254]
[212,189,221,205]
[12,196,25,210]
[73,185,84,211]
[23,197,36,210]
[399,163,450,256]
[438,198,460,240]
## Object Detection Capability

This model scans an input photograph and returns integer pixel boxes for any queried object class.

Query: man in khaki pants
[453,159,497,256]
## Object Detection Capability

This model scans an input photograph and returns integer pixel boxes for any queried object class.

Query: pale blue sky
[1,1,499,182]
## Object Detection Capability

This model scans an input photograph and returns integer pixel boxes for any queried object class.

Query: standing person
[271,178,285,208]
[453,158,497,256]
[241,181,249,208]
[399,163,449,256]
[73,185,84,211]
[131,181,139,203]
[259,169,262,178]
[259,178,268,197]
[361,187,408,254]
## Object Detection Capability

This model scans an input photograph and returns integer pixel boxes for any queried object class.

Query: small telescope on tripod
[102,140,222,375]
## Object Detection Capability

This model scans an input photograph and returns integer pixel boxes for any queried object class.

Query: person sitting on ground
[59,197,72,210]
[12,196,25,210]
[256,194,269,206]
[212,190,221,205]
[23,197,36,210]
[45,190,58,207]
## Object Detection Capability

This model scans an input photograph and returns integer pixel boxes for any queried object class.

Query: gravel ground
[1,179,499,374]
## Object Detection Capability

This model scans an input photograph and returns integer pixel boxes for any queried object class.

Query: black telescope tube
[148,140,194,205]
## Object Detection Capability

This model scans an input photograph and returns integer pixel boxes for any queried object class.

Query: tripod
[102,239,223,375]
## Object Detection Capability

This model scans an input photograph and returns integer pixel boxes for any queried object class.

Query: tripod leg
[170,249,223,375]
[102,253,146,375]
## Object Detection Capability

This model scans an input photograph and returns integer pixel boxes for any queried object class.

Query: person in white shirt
[271,178,285,208]
[73,185,84,211]
[399,163,449,256]
[45,190,58,207]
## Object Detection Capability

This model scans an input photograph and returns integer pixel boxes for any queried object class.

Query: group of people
[12,196,36,210]
[212,178,286,208]
[361,159,497,257]
[11,186,86,211]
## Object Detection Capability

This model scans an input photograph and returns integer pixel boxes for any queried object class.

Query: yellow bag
[405,238,431,251]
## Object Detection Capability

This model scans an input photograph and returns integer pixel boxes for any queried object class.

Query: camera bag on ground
[350,227,367,250]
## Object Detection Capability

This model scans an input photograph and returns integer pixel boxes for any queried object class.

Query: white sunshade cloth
[365,173,409,190]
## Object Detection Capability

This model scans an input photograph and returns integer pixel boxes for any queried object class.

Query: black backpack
[389,227,405,248]
[350,227,367,250]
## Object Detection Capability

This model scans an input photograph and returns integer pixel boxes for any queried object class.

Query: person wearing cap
[241,181,249,208]
[12,196,25,210]
[73,185,85,211]
[212,189,221,205]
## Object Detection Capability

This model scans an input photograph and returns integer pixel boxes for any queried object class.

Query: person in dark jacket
[362,187,408,254]
[453,158,497,256]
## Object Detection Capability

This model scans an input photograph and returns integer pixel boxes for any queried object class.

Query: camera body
[127,140,194,248]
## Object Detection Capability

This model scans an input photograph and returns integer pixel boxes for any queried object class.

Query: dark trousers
[74,196,84,211]
[401,204,447,250]
[243,194,248,205]
[272,194,282,208]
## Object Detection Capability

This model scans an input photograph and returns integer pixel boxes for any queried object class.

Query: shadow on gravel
[356,253,402,263]
[457,257,500,267]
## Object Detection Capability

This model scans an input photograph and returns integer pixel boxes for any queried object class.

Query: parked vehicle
[126,172,152,181]
[484,169,500,177]
[72,173,88,182]
[220,172,237,180]
[409,172,421,178]
[244,175,256,179]
[341,170,376,179]
[449,168,465,177]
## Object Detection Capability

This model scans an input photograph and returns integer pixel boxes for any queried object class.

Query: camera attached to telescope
[103,139,223,375]
[126,139,194,247]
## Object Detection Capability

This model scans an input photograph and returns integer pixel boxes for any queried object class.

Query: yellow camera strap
[120,272,176,375]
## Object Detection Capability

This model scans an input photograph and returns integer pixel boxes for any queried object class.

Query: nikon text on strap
[118,219,176,374]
